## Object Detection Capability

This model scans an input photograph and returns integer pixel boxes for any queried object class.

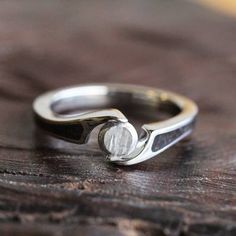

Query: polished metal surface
[33,84,198,165]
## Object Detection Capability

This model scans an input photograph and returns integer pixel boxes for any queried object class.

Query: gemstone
[99,121,138,158]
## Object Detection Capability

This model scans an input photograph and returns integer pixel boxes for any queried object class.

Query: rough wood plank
[0,0,236,235]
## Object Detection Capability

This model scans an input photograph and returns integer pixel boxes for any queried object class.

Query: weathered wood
[0,0,236,235]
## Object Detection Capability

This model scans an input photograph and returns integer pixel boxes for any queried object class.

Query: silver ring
[33,84,198,165]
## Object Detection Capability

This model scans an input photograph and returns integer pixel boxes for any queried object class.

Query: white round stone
[100,122,138,157]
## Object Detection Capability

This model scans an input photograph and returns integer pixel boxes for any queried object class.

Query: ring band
[33,84,198,165]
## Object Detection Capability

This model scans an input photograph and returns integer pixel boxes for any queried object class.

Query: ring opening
[51,86,181,126]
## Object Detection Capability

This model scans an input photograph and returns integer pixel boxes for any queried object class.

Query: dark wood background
[0,0,236,235]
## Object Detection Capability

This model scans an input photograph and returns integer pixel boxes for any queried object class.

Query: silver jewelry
[33,84,198,165]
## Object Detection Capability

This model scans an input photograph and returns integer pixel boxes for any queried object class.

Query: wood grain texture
[0,0,236,235]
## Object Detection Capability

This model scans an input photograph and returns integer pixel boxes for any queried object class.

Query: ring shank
[33,84,198,165]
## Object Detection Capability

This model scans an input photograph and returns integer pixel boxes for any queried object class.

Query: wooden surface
[0,1,236,235]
